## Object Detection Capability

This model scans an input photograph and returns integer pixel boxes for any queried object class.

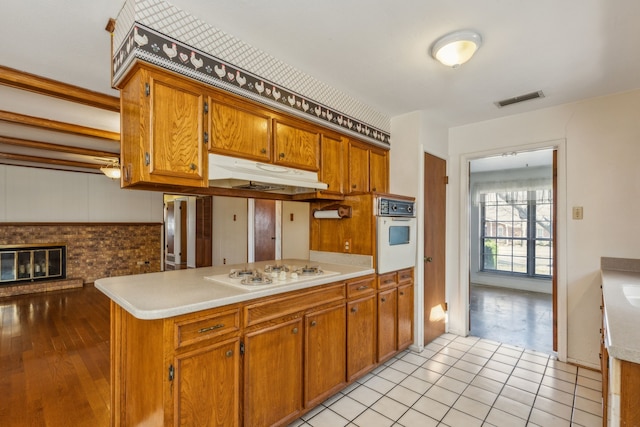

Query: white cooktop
[204,268,340,291]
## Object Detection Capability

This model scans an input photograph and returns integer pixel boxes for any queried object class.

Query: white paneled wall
[0,165,163,222]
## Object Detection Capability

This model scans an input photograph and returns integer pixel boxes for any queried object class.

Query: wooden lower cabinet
[347,293,377,381]
[305,303,347,407]
[172,338,241,426]
[397,282,414,350]
[244,318,304,427]
[110,274,415,427]
[377,288,397,362]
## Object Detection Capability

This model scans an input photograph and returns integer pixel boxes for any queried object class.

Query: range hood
[208,154,328,194]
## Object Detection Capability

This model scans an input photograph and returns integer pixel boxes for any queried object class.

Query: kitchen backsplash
[0,223,162,284]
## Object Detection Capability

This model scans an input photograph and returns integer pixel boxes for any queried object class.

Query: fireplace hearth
[0,244,66,286]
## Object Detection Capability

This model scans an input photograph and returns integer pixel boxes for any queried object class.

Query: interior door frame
[457,139,568,361]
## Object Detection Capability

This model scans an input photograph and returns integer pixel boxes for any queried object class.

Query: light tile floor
[289,334,602,427]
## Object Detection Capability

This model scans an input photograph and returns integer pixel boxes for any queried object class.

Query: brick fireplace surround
[0,223,162,297]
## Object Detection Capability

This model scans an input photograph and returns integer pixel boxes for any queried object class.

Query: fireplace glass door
[0,245,66,284]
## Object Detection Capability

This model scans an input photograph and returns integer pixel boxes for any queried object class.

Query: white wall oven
[376,196,417,274]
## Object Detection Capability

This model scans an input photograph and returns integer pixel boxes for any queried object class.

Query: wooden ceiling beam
[0,65,120,112]
[0,152,103,170]
[0,110,120,142]
[0,135,119,159]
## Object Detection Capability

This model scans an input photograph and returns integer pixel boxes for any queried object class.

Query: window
[481,189,552,277]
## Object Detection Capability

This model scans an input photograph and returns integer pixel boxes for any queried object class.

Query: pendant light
[431,30,482,68]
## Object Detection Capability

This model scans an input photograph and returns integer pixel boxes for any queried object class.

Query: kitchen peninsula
[96,257,414,427]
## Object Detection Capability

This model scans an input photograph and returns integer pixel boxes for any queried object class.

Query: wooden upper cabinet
[119,63,208,188]
[347,140,369,193]
[318,134,345,196]
[207,92,271,162]
[273,117,320,171]
[370,147,389,193]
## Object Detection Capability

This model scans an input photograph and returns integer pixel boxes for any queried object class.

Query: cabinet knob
[372,187,377,192]
[190,163,197,170]
[261,148,267,154]
[350,307,358,314]
[225,350,233,358]
[352,184,357,189]
[381,297,387,303]
[279,152,285,158]
[310,321,317,327]
[292,327,298,334]
[400,291,405,296]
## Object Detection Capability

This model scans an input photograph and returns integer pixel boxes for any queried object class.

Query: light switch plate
[572,206,584,220]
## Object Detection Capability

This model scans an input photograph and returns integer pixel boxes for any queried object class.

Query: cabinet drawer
[347,275,376,299]
[377,272,398,289]
[244,282,345,327]
[397,268,414,285]
[174,307,240,349]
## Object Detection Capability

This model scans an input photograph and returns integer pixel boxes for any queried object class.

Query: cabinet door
[305,304,346,407]
[369,148,388,193]
[319,135,344,196]
[347,294,377,381]
[397,283,414,350]
[347,141,369,193]
[377,288,397,363]
[273,118,320,171]
[148,70,207,186]
[244,318,303,427]
[208,93,271,162]
[172,338,240,427]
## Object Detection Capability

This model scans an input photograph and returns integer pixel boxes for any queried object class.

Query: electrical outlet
[344,239,351,253]
[572,206,584,220]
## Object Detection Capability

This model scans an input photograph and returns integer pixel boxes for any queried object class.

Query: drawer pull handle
[198,324,224,333]
[351,307,358,313]
[384,280,394,284]
[225,350,233,358]
[310,321,317,327]
[401,275,410,280]
[357,285,369,291]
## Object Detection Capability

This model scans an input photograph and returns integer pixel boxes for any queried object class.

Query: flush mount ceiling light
[100,159,121,179]
[431,30,482,68]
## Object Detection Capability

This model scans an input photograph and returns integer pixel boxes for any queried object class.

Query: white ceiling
[2,0,640,132]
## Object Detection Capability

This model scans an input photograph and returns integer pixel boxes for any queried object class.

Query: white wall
[211,196,248,266]
[0,165,163,222]
[282,201,310,260]
[390,111,449,351]
[447,89,640,368]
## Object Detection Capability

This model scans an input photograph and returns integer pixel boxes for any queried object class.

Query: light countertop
[601,257,640,363]
[95,259,374,320]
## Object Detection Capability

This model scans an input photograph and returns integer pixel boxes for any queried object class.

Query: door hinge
[240,341,245,355]
[204,131,209,143]
[204,101,209,114]
[444,302,448,311]
[444,176,449,184]
[168,364,174,381]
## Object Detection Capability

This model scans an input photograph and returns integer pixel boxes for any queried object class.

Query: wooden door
[377,288,397,362]
[166,201,176,265]
[347,141,369,194]
[397,282,414,350]
[273,118,320,171]
[173,338,240,426]
[423,153,447,344]
[346,294,377,381]
[304,304,346,408]
[254,199,276,261]
[369,148,388,193]
[177,200,187,268]
[148,69,207,186]
[244,318,303,427]
[195,197,212,268]
[319,135,344,196]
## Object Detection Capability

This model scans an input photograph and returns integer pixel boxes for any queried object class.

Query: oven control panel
[377,198,415,217]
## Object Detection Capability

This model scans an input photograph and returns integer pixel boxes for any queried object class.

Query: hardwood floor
[0,285,110,426]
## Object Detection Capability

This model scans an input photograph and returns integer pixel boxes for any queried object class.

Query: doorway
[164,195,213,270]
[468,148,556,354]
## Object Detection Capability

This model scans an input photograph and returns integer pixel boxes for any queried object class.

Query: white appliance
[204,264,339,291]
[208,153,328,194]
[376,197,417,274]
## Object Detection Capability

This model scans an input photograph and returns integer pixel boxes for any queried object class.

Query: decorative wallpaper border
[113,23,390,147]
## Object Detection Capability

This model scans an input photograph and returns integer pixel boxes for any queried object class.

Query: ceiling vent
[495,91,545,108]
